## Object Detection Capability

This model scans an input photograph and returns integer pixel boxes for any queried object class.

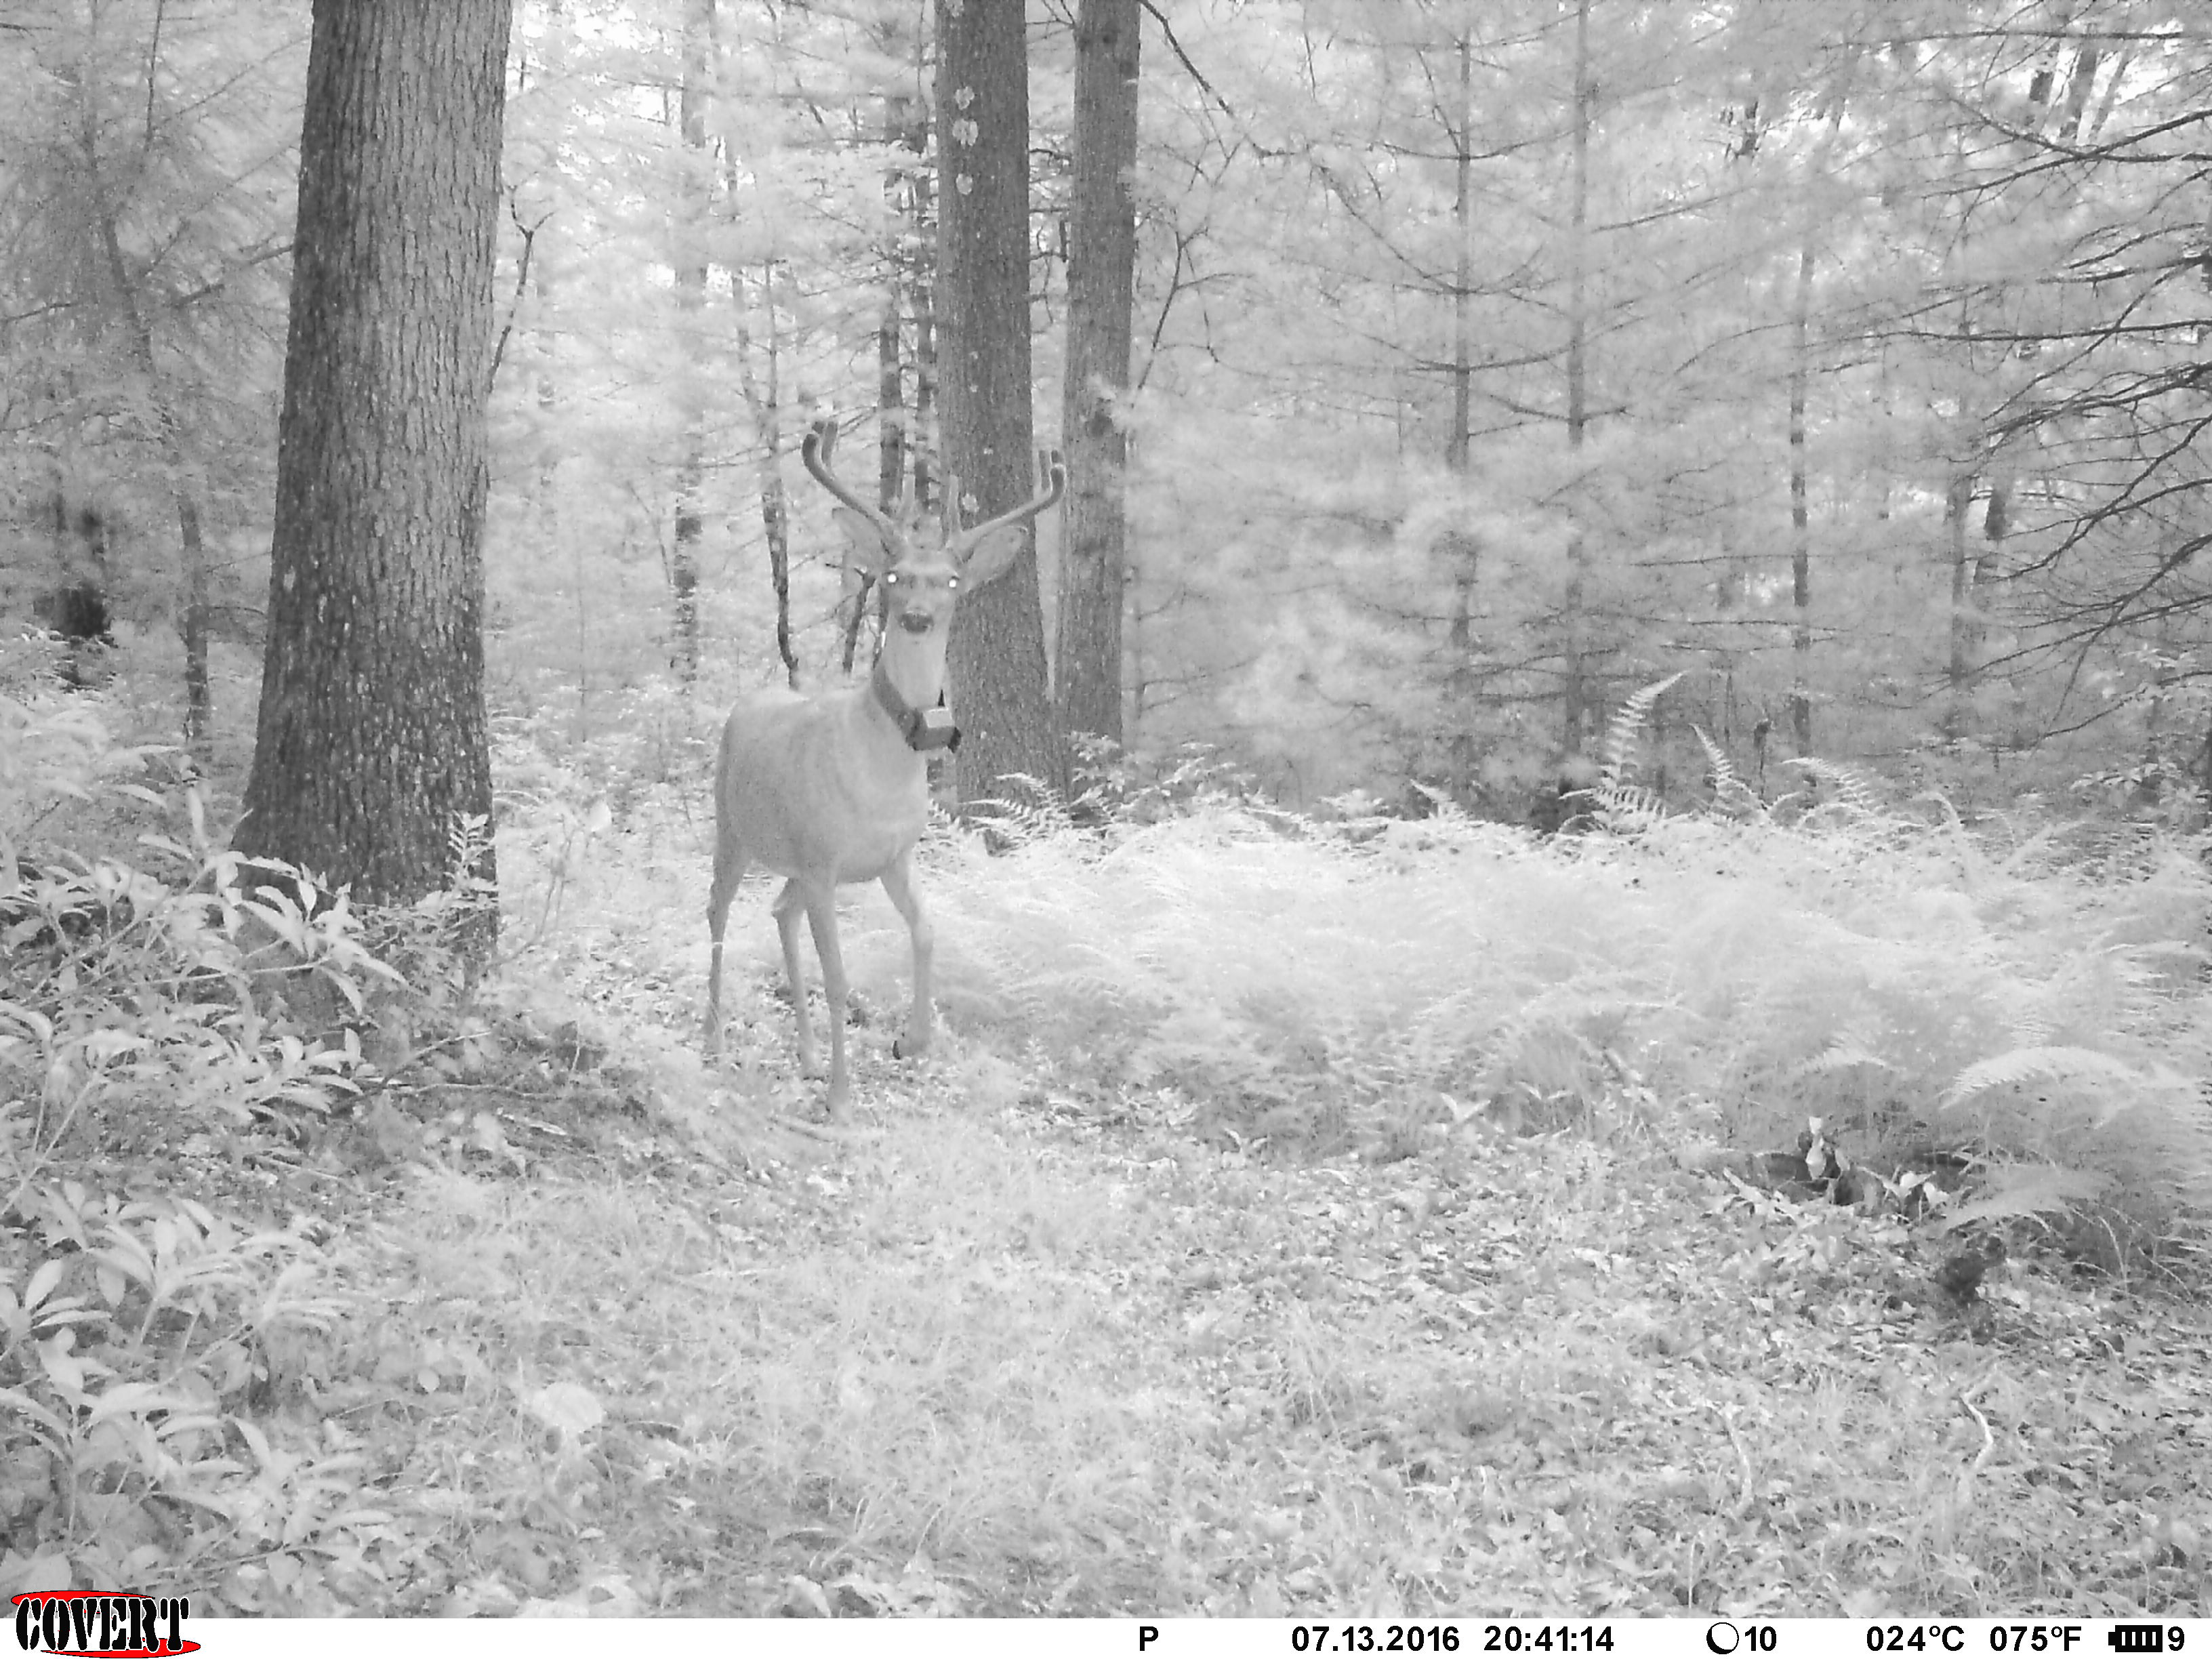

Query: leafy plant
[0,1182,362,1595]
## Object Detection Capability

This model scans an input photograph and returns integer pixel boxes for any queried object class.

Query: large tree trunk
[1054,0,1139,752]
[937,0,1060,804]
[237,0,511,926]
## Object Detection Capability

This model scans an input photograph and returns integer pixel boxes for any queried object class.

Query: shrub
[2,690,400,1591]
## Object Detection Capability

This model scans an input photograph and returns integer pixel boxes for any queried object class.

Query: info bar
[171,1617,2207,1659]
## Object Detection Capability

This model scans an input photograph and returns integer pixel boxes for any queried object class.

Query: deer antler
[802,419,896,544]
[941,451,1068,554]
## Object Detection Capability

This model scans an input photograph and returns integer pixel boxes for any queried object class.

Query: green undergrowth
[5,684,2211,1613]
[506,730,2212,1259]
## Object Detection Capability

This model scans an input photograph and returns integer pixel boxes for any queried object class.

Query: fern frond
[1689,724,1765,819]
[1942,1162,2113,1229]
[967,775,1071,848]
[1784,756,1881,816]
[1599,672,1685,790]
[1941,1045,2152,1109]
[1589,783,1666,837]
[1792,1040,1896,1077]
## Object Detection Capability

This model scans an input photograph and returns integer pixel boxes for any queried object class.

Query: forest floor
[158,980,2209,1618]
[162,816,2212,1616]
[9,712,2212,1616]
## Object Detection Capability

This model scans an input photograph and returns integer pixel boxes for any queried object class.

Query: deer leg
[879,853,933,1062]
[705,834,746,1057]
[798,884,853,1115]
[771,880,822,1082]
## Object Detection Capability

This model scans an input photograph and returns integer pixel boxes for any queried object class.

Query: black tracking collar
[871,659,961,753]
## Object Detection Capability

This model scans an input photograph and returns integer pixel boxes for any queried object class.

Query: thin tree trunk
[237,0,511,928]
[2062,43,2100,140]
[937,0,1061,804]
[1445,26,1476,801]
[1788,237,1814,756]
[846,86,928,675]
[1054,0,1139,751]
[903,21,939,516]
[1945,472,1973,741]
[912,218,938,511]
[733,264,796,689]
[668,0,715,687]
[1980,474,2009,592]
[878,89,915,512]
[71,48,213,759]
[1559,0,1593,760]
[878,271,905,510]
[1969,470,2009,675]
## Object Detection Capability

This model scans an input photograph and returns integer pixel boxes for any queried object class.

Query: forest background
[5,0,2209,821]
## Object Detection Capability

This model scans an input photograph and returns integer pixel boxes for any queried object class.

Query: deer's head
[802,420,1065,642]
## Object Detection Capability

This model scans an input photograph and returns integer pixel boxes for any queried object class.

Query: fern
[1792,1038,1897,1077]
[1691,724,1765,819]
[1941,1162,2114,1229]
[669,733,2212,1210]
[1941,1045,2163,1110]
[1783,756,1882,817]
[966,775,1073,849]
[1597,672,1685,791]
[1587,783,1667,838]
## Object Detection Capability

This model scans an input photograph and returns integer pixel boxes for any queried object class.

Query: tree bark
[937,0,1060,804]
[1054,0,1139,752]
[237,0,511,926]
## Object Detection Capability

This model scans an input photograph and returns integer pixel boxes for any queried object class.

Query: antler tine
[801,418,895,537]
[950,448,1067,550]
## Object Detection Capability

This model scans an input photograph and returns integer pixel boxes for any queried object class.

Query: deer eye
[883,569,902,586]
[946,574,960,590]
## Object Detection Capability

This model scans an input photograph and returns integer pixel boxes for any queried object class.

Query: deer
[704,417,1065,1118]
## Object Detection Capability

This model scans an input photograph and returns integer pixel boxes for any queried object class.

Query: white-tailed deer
[705,419,1065,1117]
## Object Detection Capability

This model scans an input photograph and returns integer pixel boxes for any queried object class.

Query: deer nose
[899,609,936,634]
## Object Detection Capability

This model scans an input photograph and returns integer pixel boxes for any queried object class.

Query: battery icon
[2108,1629,2165,1654]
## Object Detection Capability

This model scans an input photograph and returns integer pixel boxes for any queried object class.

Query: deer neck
[868,626,951,742]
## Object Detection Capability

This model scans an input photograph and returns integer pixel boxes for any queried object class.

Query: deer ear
[959,523,1029,588]
[832,506,897,575]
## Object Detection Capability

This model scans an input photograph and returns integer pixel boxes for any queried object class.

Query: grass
[4,682,2210,1615]
[186,1069,2210,1615]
